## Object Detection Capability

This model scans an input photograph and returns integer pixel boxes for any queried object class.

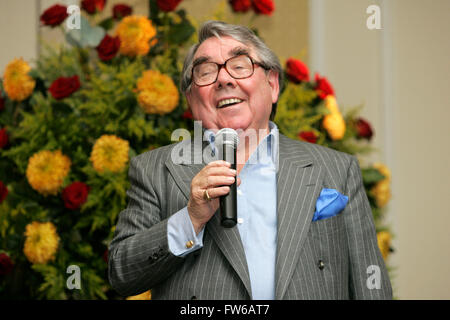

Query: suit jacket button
[318,260,325,270]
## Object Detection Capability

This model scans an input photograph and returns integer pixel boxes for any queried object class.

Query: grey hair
[181,20,284,120]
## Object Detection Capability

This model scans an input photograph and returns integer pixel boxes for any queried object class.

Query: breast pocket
[310,213,344,237]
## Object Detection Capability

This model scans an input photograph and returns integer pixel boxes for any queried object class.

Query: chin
[220,120,251,132]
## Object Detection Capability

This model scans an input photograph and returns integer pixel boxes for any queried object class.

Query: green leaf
[65,16,105,48]
[167,20,196,45]
[98,17,115,31]
[362,168,386,185]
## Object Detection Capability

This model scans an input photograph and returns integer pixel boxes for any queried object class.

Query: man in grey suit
[108,21,392,300]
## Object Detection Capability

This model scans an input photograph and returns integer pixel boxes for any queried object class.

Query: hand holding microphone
[187,128,240,233]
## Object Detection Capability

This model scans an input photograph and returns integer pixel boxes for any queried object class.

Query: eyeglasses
[192,54,268,87]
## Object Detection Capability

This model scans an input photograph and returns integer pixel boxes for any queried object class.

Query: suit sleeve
[108,155,186,297]
[343,156,393,299]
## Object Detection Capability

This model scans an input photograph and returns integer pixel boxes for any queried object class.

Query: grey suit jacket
[108,134,392,299]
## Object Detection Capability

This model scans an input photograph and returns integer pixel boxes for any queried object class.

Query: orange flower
[115,16,157,57]
[377,231,392,260]
[126,290,151,300]
[90,135,129,173]
[136,70,179,115]
[26,150,71,196]
[23,221,60,264]
[322,95,346,140]
[3,58,35,101]
[371,163,391,207]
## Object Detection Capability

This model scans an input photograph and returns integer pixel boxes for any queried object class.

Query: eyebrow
[192,46,252,67]
[192,56,211,68]
[229,46,251,57]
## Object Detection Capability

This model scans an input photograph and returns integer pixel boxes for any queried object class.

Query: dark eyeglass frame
[191,54,269,87]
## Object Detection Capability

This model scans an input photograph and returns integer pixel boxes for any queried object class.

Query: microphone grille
[215,128,239,147]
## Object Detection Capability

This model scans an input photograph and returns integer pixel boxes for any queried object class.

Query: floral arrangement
[0,0,392,299]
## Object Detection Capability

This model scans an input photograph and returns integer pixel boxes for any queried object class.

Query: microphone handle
[220,143,237,228]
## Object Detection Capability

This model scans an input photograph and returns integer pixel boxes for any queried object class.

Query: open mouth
[216,98,243,109]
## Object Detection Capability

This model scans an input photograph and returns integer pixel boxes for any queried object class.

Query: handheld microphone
[215,128,239,228]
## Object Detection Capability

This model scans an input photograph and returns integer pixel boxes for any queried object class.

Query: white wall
[310,0,450,299]
[0,0,39,72]
[389,0,450,300]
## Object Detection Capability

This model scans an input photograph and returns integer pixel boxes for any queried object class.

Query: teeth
[217,98,243,108]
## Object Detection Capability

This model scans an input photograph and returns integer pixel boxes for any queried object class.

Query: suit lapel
[165,138,252,298]
[275,135,324,299]
[206,212,252,298]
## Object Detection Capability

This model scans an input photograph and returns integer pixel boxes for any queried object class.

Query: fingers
[187,160,239,233]
[196,160,237,189]
[205,175,235,189]
[206,186,230,199]
[206,160,231,169]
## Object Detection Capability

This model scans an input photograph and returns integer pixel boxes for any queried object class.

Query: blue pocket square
[312,188,349,221]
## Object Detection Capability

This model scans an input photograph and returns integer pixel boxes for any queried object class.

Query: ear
[267,70,280,104]
[185,89,193,110]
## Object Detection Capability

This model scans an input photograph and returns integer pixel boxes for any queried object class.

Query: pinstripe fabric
[108,134,392,299]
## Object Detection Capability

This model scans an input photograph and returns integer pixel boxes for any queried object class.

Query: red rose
[0,94,5,111]
[156,0,182,12]
[113,4,133,20]
[286,58,310,83]
[102,249,108,263]
[96,35,121,61]
[355,118,374,140]
[0,181,8,204]
[0,252,14,276]
[49,75,81,100]
[229,0,252,12]
[252,0,275,15]
[81,0,106,14]
[62,182,90,210]
[0,128,8,149]
[298,131,318,144]
[314,73,335,99]
[40,4,68,27]
[182,109,193,120]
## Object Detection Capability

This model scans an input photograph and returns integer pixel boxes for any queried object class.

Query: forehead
[194,36,255,61]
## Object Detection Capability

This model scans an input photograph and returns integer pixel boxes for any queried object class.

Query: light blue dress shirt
[167,122,279,300]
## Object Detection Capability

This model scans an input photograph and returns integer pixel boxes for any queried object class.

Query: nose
[215,65,237,89]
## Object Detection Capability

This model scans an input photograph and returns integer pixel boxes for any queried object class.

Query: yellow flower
[126,290,151,300]
[322,96,346,140]
[23,221,60,264]
[115,16,157,57]
[26,150,71,196]
[373,162,391,181]
[377,231,391,260]
[324,94,340,113]
[3,58,36,101]
[90,135,129,173]
[371,163,391,207]
[136,70,179,115]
